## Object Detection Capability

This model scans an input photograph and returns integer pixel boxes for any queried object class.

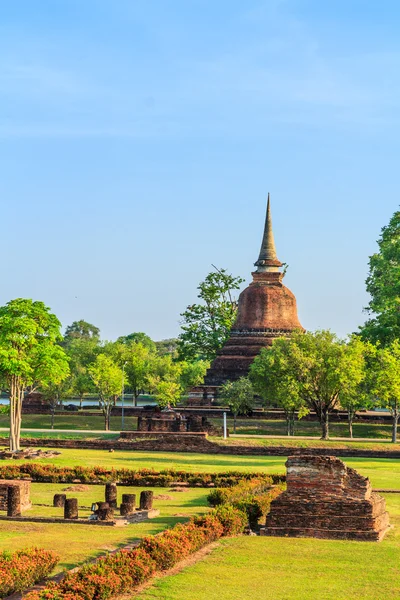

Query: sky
[1,0,400,341]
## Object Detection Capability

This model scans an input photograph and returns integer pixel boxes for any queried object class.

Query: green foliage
[0,298,69,451]
[147,355,183,408]
[360,210,400,345]
[251,330,367,440]
[88,354,124,429]
[178,267,244,361]
[221,378,255,433]
[116,332,156,352]
[65,337,99,403]
[369,340,400,442]
[179,359,209,392]
[155,338,178,356]
[63,320,100,346]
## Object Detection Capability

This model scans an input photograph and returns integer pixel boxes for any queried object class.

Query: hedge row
[0,547,59,598]
[24,505,247,600]
[0,463,285,487]
[208,477,285,528]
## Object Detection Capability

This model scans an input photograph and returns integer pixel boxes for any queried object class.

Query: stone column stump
[53,493,66,508]
[7,486,21,517]
[64,498,78,519]
[140,490,153,510]
[105,482,118,509]
[120,493,136,516]
[97,501,114,521]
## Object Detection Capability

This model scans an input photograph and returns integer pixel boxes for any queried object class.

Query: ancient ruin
[0,480,31,513]
[261,455,390,541]
[194,194,303,401]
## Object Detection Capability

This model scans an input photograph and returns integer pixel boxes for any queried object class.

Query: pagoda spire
[254,193,283,272]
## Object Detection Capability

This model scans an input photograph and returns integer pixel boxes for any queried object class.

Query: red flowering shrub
[0,463,284,488]
[0,547,59,598]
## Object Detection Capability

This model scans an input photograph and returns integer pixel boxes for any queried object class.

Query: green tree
[338,337,372,438]
[116,332,156,352]
[0,299,70,451]
[221,377,255,434]
[178,267,244,361]
[155,338,178,357]
[103,341,155,405]
[251,330,366,440]
[41,379,72,429]
[63,320,100,346]
[370,340,400,442]
[360,210,400,345]
[179,359,210,393]
[66,337,99,407]
[147,355,183,408]
[88,354,124,430]
[250,346,308,436]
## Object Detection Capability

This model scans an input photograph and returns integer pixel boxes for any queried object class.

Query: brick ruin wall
[263,455,390,541]
[0,480,31,512]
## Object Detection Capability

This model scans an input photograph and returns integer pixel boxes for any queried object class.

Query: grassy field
[0,413,396,441]
[1,449,400,488]
[137,495,400,600]
[0,483,209,571]
[218,417,395,439]
[0,412,137,431]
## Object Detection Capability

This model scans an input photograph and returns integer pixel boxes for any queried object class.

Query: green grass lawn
[0,413,138,431]
[136,495,400,600]
[0,483,209,571]
[218,417,395,439]
[1,449,400,488]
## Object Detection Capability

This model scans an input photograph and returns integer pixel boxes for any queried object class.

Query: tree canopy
[63,320,100,346]
[250,330,367,440]
[0,298,69,450]
[221,377,255,433]
[360,209,400,345]
[178,267,244,361]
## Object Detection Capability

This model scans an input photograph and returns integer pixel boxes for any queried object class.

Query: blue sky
[1,0,399,341]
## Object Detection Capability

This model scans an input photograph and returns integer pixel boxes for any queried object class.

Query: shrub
[0,463,285,488]
[208,478,285,528]
[0,547,59,598]
[213,505,248,536]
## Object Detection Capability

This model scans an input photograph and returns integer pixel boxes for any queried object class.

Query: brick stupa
[197,195,303,400]
[262,455,390,541]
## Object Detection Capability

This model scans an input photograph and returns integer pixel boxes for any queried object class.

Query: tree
[66,338,99,407]
[117,332,156,352]
[155,338,178,357]
[221,377,255,434]
[104,341,155,405]
[179,360,210,393]
[88,354,124,430]
[0,299,70,451]
[369,340,400,443]
[63,320,100,346]
[147,355,183,408]
[360,210,400,345]
[338,337,372,438]
[251,330,366,440]
[41,379,72,429]
[250,347,308,436]
[178,267,244,361]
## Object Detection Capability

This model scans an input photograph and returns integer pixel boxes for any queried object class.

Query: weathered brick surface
[263,456,390,541]
[0,479,31,512]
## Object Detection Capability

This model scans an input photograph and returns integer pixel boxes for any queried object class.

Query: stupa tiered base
[261,455,390,542]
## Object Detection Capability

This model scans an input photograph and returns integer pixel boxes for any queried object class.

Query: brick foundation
[0,479,31,512]
[261,455,390,541]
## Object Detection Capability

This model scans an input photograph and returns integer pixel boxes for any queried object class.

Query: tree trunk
[290,413,295,436]
[9,377,23,452]
[286,414,290,436]
[51,406,55,429]
[392,410,399,443]
[233,413,237,434]
[320,412,329,440]
[79,395,83,409]
[348,409,354,438]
